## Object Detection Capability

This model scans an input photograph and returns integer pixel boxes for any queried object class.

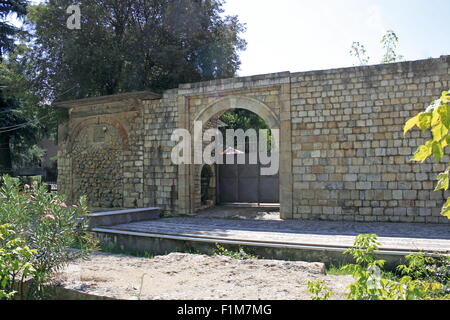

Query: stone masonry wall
[57,56,450,224]
[142,90,179,213]
[58,98,145,209]
[290,56,450,223]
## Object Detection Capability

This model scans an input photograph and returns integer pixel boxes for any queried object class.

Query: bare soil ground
[53,251,353,300]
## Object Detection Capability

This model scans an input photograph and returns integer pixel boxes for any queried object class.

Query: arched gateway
[176,74,293,219]
[56,56,450,224]
[180,95,287,213]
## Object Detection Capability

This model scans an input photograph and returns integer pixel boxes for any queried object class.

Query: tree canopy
[25,0,247,100]
[0,0,38,171]
[0,0,28,58]
[0,0,247,170]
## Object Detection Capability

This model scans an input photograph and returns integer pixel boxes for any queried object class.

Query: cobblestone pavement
[108,209,450,253]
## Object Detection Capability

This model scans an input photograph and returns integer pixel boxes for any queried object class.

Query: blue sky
[223,0,450,76]
[11,0,450,76]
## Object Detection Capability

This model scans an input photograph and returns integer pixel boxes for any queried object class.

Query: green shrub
[397,253,450,298]
[404,90,450,219]
[0,224,36,300]
[308,234,446,300]
[214,243,258,260]
[306,280,334,300]
[0,175,97,299]
[342,234,442,300]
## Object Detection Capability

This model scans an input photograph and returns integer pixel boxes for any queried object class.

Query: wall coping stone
[54,91,161,109]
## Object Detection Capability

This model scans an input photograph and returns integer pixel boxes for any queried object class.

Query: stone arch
[70,116,129,151]
[190,95,281,212]
[193,95,280,130]
[178,92,292,219]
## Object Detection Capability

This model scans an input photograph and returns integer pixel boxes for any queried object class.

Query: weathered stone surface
[57,56,450,224]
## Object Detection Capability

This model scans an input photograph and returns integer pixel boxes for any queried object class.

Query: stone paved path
[108,216,450,253]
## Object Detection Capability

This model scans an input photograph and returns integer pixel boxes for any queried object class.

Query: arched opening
[215,108,279,206]
[180,94,291,219]
[191,97,281,219]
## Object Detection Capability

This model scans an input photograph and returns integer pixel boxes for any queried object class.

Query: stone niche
[71,123,124,208]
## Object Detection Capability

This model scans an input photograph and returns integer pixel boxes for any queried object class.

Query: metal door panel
[218,159,279,204]
[259,175,279,203]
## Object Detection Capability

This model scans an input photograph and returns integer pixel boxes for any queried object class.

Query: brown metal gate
[217,154,279,204]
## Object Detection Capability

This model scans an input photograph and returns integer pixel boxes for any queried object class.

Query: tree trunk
[0,133,12,173]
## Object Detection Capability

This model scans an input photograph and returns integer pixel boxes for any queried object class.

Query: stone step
[88,207,161,229]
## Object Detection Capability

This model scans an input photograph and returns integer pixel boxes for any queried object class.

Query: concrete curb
[92,227,445,270]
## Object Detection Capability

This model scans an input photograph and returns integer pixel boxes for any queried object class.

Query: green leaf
[438,105,450,129]
[411,141,433,162]
[431,123,448,141]
[418,113,432,132]
[440,198,450,219]
[435,172,449,191]
[404,114,420,135]
[441,91,450,104]
[432,141,444,162]
[431,108,441,126]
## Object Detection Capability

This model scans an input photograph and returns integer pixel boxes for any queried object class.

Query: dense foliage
[0,224,36,299]
[25,0,247,100]
[0,175,96,299]
[0,0,28,58]
[398,253,450,297]
[307,234,448,300]
[0,55,54,171]
[220,108,269,132]
[341,234,442,300]
[0,0,41,171]
[219,108,271,151]
[404,90,450,218]
[1,0,246,170]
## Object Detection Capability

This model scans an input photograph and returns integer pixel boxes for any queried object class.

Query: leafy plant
[308,235,447,300]
[350,41,370,66]
[306,280,334,300]
[214,243,257,260]
[380,30,404,63]
[0,224,36,300]
[326,264,353,276]
[397,253,450,297]
[341,234,388,300]
[0,175,97,299]
[349,30,403,66]
[404,90,450,218]
[342,234,442,300]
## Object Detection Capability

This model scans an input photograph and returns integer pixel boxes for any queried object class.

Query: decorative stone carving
[71,123,124,154]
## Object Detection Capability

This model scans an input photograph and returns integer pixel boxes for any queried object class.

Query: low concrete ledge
[92,227,436,270]
[89,207,161,229]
